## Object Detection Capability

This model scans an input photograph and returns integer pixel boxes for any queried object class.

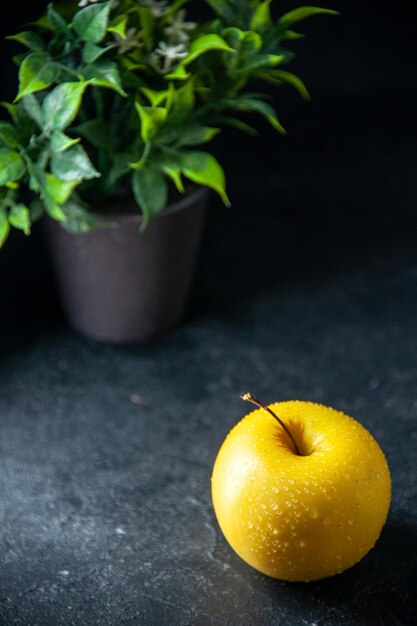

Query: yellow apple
[211,396,391,582]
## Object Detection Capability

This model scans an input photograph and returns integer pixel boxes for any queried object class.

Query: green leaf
[44,201,67,221]
[42,82,88,132]
[72,119,111,150]
[183,34,234,66]
[50,130,81,152]
[160,163,184,193]
[237,53,284,73]
[26,159,45,193]
[176,126,220,147]
[43,173,79,219]
[21,93,44,127]
[0,209,10,247]
[222,28,262,55]
[129,142,151,170]
[120,56,146,72]
[281,30,305,40]
[2,102,38,142]
[267,69,310,100]
[107,14,128,39]
[16,53,58,100]
[108,152,131,185]
[181,151,229,206]
[31,14,54,32]
[0,122,19,148]
[205,0,234,21]
[165,0,189,17]
[164,63,190,81]
[136,7,153,46]
[215,115,258,136]
[250,0,272,31]
[224,96,286,134]
[6,31,45,51]
[29,199,45,222]
[73,1,112,43]
[47,4,72,38]
[140,88,169,107]
[50,145,100,181]
[60,201,108,234]
[277,7,338,30]
[135,103,167,142]
[8,203,31,235]
[169,80,195,123]
[132,168,168,228]
[82,60,127,96]
[82,42,114,64]
[0,148,25,185]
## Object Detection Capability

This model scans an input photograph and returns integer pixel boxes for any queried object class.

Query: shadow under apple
[262,517,417,626]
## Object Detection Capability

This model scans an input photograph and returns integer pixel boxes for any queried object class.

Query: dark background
[1,0,417,230]
[1,0,417,330]
[1,3,417,625]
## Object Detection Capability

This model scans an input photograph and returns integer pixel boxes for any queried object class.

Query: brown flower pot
[44,187,209,344]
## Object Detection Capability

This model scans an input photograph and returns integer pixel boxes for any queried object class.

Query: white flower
[155,41,188,61]
[113,27,143,54]
[164,9,196,44]
[139,0,169,18]
[149,41,188,74]
[78,0,99,7]
[155,41,188,74]
[148,51,163,73]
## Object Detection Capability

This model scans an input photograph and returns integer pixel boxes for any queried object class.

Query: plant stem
[240,392,301,456]
[92,87,107,184]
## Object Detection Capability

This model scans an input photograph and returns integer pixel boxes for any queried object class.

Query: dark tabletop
[1,90,417,625]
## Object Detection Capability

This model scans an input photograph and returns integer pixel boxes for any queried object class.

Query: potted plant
[0,0,336,343]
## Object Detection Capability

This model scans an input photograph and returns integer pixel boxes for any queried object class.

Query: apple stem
[240,393,301,456]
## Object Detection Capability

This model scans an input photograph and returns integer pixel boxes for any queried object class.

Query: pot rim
[90,185,209,224]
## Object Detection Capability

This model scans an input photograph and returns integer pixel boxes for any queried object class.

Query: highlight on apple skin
[211,399,391,582]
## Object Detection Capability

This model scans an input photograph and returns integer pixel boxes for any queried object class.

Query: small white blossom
[139,0,169,18]
[113,27,143,54]
[78,0,99,7]
[153,41,187,73]
[155,41,188,61]
[164,9,196,44]
[79,0,120,7]
[148,51,163,74]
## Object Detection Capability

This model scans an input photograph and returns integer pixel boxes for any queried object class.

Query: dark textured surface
[1,91,417,624]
